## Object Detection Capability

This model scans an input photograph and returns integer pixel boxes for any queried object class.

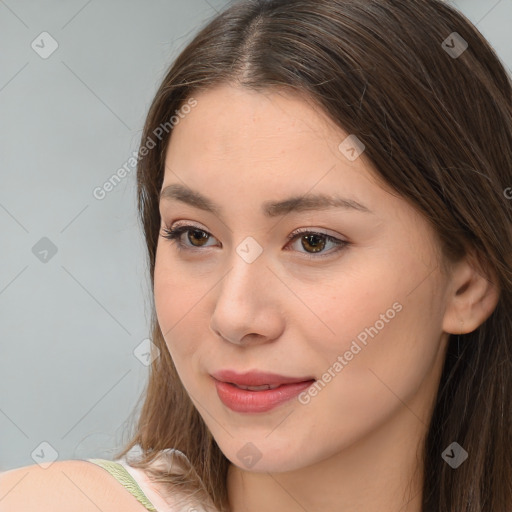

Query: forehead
[167,85,346,160]
[163,85,383,193]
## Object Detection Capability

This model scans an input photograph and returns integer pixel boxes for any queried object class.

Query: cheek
[153,249,205,361]
[304,262,445,435]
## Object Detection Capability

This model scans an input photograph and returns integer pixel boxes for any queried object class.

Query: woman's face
[154,84,452,473]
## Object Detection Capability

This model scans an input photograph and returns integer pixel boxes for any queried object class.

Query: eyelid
[171,220,207,231]
[167,220,344,240]
[288,226,346,240]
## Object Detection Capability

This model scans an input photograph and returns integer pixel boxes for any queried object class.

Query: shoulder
[0,459,151,512]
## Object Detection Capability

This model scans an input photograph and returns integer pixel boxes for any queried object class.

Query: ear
[442,249,500,335]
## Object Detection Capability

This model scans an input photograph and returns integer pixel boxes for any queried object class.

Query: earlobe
[442,251,500,335]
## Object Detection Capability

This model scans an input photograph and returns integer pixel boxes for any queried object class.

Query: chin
[220,437,320,473]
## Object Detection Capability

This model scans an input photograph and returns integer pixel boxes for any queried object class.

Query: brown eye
[161,225,217,249]
[300,233,327,253]
[186,229,210,247]
[286,229,348,259]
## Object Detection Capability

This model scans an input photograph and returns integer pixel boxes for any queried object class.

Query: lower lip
[213,378,315,413]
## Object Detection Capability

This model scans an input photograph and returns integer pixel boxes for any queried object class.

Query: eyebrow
[159,183,374,218]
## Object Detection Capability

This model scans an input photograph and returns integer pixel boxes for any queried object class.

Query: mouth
[211,368,315,387]
[227,383,283,391]
[210,369,316,413]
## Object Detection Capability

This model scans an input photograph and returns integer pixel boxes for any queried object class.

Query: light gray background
[1,0,511,471]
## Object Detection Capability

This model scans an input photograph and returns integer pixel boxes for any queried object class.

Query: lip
[210,370,316,413]
[211,369,315,387]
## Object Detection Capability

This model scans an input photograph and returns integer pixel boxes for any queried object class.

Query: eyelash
[160,223,349,260]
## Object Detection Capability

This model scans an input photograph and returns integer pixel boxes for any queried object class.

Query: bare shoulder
[0,459,150,512]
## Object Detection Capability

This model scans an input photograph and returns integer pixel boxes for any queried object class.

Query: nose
[209,253,284,346]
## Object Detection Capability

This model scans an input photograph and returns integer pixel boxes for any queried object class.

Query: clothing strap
[87,458,157,511]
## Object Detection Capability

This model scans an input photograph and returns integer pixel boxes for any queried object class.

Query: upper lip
[211,369,315,386]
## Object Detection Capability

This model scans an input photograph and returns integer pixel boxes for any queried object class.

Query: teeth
[232,383,281,391]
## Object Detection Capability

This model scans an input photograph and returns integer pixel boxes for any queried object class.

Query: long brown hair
[114,1,512,510]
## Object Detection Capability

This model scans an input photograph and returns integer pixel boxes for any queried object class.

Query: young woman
[2,0,511,511]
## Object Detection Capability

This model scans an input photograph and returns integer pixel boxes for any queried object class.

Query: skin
[154,84,499,512]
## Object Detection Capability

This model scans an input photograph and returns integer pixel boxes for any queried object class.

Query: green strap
[87,458,157,511]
